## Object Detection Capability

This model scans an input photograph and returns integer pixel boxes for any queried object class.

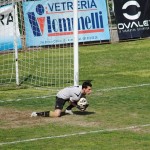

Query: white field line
[0,83,150,103]
[96,83,150,92]
[0,95,55,103]
[0,124,150,146]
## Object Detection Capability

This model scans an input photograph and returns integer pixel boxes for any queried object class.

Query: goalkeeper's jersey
[56,86,82,102]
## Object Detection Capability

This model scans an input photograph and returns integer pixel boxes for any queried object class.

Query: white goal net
[0,0,74,89]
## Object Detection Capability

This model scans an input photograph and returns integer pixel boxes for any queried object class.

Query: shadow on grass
[73,111,95,115]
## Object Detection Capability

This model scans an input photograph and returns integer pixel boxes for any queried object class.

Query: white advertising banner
[0,4,22,51]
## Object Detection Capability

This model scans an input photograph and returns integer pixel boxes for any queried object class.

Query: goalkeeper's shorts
[55,97,69,110]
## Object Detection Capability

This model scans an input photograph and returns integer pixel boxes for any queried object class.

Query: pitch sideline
[0,124,150,146]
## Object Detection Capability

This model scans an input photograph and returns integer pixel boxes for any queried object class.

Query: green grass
[0,39,150,149]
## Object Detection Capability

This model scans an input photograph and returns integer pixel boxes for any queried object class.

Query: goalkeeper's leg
[66,101,77,110]
[66,104,75,110]
[31,109,62,117]
[65,101,77,115]
[36,111,50,117]
[31,97,66,117]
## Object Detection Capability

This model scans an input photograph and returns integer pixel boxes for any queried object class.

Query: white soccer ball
[77,98,88,108]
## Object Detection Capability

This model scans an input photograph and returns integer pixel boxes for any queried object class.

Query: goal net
[0,0,74,90]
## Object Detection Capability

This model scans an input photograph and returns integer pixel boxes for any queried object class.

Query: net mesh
[0,0,73,89]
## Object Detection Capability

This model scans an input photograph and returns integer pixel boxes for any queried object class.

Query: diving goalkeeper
[31,81,92,117]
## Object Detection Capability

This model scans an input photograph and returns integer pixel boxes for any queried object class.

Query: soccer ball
[77,98,88,108]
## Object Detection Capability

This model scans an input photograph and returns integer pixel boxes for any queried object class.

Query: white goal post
[0,0,79,89]
[73,0,79,86]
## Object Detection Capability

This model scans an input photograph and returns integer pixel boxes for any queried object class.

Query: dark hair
[82,81,92,89]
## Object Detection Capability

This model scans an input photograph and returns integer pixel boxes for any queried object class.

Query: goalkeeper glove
[84,104,89,110]
[76,104,89,111]
[76,105,83,111]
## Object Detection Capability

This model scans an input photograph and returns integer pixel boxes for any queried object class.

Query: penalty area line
[0,124,150,146]
[96,83,150,92]
[0,95,55,103]
[0,83,150,103]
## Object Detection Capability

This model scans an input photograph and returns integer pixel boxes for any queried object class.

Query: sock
[66,101,77,110]
[66,105,74,110]
[36,111,50,117]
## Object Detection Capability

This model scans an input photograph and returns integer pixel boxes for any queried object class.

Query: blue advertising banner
[23,0,110,47]
[0,4,22,51]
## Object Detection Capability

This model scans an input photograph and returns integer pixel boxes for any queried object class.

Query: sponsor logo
[0,13,13,25]
[122,1,141,20]
[118,0,150,32]
[74,92,81,97]
[27,0,104,37]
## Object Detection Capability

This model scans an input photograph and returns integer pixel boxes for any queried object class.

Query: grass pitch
[0,39,150,149]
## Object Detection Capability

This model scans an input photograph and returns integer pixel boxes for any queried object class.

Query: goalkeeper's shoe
[31,112,37,117]
[65,109,74,115]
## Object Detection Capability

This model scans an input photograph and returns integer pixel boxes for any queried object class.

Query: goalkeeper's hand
[84,104,89,110]
[76,104,89,111]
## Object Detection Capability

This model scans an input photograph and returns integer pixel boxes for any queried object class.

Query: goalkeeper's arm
[69,100,89,111]
[69,101,84,111]
[68,100,77,107]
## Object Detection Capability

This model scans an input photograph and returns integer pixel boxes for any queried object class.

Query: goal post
[73,0,79,86]
[12,0,19,86]
[0,0,80,90]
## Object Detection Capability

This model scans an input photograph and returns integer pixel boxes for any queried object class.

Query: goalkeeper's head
[82,81,92,95]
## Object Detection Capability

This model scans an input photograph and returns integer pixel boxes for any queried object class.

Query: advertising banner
[113,0,150,40]
[0,4,22,51]
[23,0,110,47]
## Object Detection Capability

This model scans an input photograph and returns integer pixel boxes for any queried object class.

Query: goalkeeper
[31,81,92,117]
